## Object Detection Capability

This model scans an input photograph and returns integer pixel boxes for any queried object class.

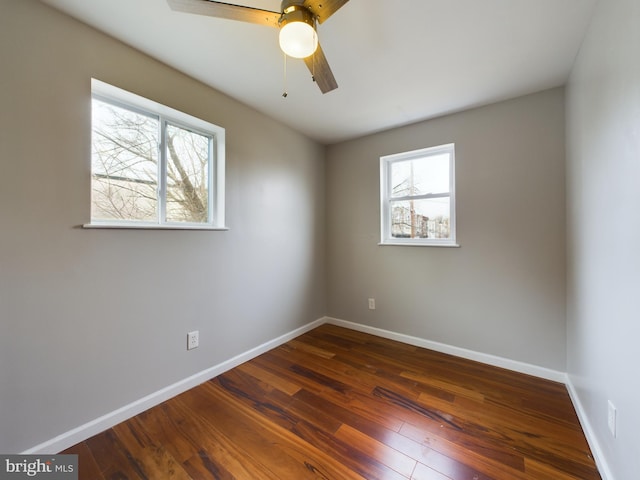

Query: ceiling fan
[167,0,350,94]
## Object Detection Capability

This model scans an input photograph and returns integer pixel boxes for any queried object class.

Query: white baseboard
[565,375,614,480]
[23,317,326,454]
[325,317,566,383]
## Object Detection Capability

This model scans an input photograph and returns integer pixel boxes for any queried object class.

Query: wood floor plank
[212,375,409,480]
[287,338,337,359]
[399,421,532,480]
[65,324,601,480]
[181,450,235,480]
[60,440,105,480]
[188,381,368,480]
[524,457,589,480]
[400,371,486,402]
[161,397,282,480]
[369,389,528,479]
[411,462,455,480]
[414,391,598,478]
[84,429,148,479]
[111,420,191,479]
[236,360,302,396]
[335,423,417,478]
[132,404,201,465]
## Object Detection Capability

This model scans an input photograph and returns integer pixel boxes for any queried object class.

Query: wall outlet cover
[187,331,199,350]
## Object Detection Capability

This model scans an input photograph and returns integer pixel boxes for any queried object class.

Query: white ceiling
[39,0,596,144]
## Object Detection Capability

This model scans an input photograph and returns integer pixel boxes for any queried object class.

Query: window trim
[85,79,227,230]
[379,143,459,247]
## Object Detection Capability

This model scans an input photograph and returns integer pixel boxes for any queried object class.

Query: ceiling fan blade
[304,43,338,94]
[167,0,280,27]
[303,0,349,24]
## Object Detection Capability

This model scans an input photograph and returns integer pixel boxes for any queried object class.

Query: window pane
[390,153,450,198]
[91,98,159,222]
[165,124,211,223]
[390,198,451,239]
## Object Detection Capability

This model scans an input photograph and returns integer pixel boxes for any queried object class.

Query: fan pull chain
[311,20,317,83]
[282,52,288,98]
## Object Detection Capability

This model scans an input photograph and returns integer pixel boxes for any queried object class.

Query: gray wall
[566,0,640,477]
[0,0,325,453]
[326,88,567,371]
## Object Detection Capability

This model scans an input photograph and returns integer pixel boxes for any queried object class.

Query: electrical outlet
[368,298,376,310]
[187,330,199,350]
[607,400,616,437]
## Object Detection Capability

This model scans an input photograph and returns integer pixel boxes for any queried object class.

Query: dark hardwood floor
[62,324,600,479]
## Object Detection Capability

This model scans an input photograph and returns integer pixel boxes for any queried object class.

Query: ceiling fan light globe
[279,21,318,58]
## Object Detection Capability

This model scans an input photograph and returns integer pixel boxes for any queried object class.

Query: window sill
[82,223,229,231]
[378,242,460,247]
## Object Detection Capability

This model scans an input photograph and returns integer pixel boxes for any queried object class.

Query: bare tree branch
[91,100,210,223]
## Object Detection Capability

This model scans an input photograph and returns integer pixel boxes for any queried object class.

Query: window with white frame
[86,79,226,230]
[380,144,457,246]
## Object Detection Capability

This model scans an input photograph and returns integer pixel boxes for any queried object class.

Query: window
[86,79,226,230]
[380,143,457,246]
